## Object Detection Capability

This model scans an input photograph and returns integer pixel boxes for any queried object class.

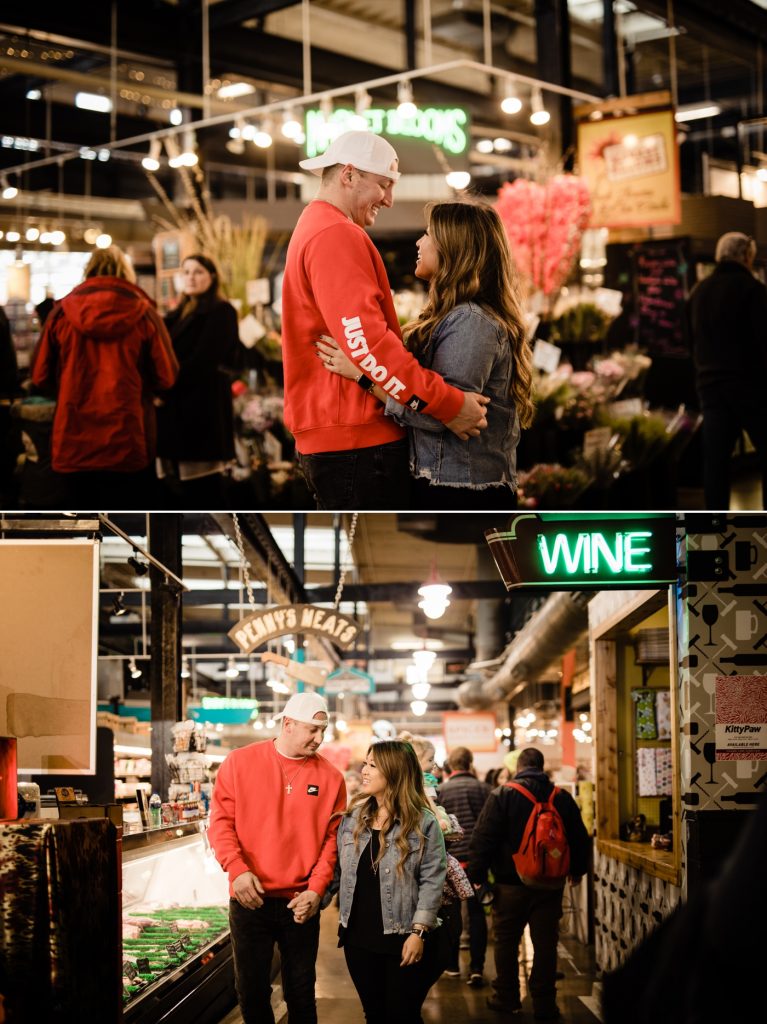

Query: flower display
[496,175,592,302]
[517,463,591,508]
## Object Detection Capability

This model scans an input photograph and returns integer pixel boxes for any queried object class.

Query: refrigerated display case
[121,820,236,1024]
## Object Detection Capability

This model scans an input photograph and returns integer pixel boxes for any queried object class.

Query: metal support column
[602,0,619,98]
[405,0,417,71]
[534,0,574,164]
[148,513,183,800]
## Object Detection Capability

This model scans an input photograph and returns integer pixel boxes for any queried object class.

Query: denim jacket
[336,806,447,933]
[385,301,520,491]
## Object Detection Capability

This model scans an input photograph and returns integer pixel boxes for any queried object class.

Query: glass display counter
[121,820,235,1024]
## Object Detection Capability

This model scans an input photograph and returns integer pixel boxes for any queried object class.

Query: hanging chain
[232,513,258,616]
[334,512,359,610]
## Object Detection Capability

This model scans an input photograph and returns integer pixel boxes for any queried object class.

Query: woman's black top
[156,299,240,462]
[340,829,405,955]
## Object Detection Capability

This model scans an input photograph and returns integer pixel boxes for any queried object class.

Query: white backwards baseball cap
[274,691,329,725]
[299,131,401,181]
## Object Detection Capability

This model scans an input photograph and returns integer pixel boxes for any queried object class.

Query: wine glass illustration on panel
[701,604,719,646]
[703,742,717,784]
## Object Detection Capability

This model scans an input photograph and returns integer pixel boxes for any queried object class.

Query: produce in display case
[122,820,236,1024]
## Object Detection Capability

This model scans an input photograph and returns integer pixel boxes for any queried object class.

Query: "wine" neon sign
[485,515,677,590]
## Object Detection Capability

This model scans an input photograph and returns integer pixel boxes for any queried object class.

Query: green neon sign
[201,697,259,710]
[537,531,653,577]
[304,107,469,158]
[486,515,677,590]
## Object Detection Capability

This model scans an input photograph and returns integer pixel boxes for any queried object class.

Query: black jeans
[443,897,489,975]
[699,395,767,509]
[491,883,563,1015]
[228,897,320,1024]
[298,439,411,510]
[344,936,443,1024]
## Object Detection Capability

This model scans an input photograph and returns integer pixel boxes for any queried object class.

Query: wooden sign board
[229,604,361,653]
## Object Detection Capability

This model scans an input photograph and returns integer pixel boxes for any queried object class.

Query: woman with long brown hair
[156,253,241,505]
[316,199,533,509]
[336,740,447,1024]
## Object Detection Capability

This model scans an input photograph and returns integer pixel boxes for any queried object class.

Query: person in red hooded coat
[31,245,178,508]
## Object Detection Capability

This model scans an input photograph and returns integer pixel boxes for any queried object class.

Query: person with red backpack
[467,747,590,1021]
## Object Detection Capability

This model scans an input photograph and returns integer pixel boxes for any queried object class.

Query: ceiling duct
[457,591,592,709]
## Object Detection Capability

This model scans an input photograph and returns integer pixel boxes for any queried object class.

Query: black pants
[55,466,156,510]
[298,440,411,510]
[443,897,489,974]
[344,935,443,1024]
[699,396,767,509]
[412,477,517,511]
[491,883,563,1015]
[228,897,320,1024]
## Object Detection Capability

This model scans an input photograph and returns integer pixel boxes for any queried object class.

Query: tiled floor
[218,903,602,1023]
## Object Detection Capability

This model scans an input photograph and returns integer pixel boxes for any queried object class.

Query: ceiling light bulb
[476,139,494,154]
[281,111,303,140]
[225,657,239,678]
[95,233,112,249]
[180,658,191,679]
[129,657,142,679]
[493,137,513,152]
[412,650,436,672]
[411,682,431,701]
[410,700,428,717]
[25,227,39,241]
[2,178,19,200]
[26,88,42,100]
[253,129,273,148]
[445,171,471,190]
[142,155,160,171]
[530,88,550,127]
[757,168,767,182]
[217,81,255,99]
[397,81,417,118]
[501,92,522,115]
[5,230,20,242]
[336,718,348,733]
[75,91,112,113]
[169,107,183,125]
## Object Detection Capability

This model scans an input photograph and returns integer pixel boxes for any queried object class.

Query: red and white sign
[443,711,498,753]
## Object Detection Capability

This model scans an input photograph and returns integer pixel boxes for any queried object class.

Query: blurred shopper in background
[317,198,532,509]
[685,231,767,509]
[438,746,492,986]
[337,740,447,1024]
[156,253,240,506]
[282,130,489,510]
[469,748,590,1021]
[30,245,177,508]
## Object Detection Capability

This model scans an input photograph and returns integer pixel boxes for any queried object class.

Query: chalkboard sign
[632,238,691,357]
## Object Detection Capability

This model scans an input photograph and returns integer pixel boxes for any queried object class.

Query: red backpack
[506,782,570,888]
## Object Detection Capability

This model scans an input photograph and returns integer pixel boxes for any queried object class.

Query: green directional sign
[485,514,678,590]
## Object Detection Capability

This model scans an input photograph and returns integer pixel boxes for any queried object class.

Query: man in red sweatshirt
[282,129,490,509]
[209,691,345,1024]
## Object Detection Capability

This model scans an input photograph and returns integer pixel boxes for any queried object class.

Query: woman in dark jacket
[31,245,178,508]
[156,253,241,505]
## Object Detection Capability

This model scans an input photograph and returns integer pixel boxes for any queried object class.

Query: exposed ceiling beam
[208,0,301,29]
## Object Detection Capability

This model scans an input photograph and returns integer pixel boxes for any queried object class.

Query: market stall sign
[324,667,376,695]
[575,91,681,229]
[190,700,258,725]
[305,107,469,157]
[443,711,498,753]
[485,514,678,590]
[229,604,361,653]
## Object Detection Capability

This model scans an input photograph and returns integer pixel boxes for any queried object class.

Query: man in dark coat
[685,231,767,509]
[468,748,590,1021]
[437,746,491,985]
